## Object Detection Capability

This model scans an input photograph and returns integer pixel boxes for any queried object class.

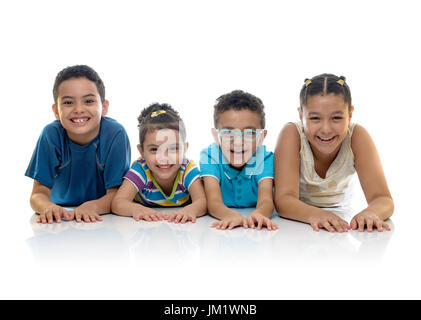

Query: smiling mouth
[156,164,174,170]
[230,149,248,155]
[70,117,90,124]
[316,135,337,143]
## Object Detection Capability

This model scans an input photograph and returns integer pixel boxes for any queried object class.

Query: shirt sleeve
[103,130,132,190]
[199,145,221,182]
[123,161,147,191]
[25,125,61,189]
[183,161,201,190]
[255,151,274,183]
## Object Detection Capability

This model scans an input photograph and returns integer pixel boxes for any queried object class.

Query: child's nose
[74,101,84,112]
[320,121,332,134]
[233,134,243,145]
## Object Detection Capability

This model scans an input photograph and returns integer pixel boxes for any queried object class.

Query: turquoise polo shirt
[199,143,274,208]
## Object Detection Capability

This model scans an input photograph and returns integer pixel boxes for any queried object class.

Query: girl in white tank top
[295,121,356,208]
[274,74,394,233]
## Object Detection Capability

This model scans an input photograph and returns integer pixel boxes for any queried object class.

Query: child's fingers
[156,212,167,221]
[52,209,62,224]
[257,217,263,230]
[38,213,47,224]
[310,222,320,232]
[248,216,255,229]
[271,220,279,230]
[211,221,219,228]
[175,214,183,224]
[356,217,365,232]
[330,219,344,233]
[366,218,374,232]
[373,219,383,232]
[322,221,335,232]
[383,221,391,231]
[63,210,73,221]
[181,215,189,224]
[350,218,357,230]
[221,221,229,230]
[262,217,270,230]
[228,220,238,230]
[82,213,91,223]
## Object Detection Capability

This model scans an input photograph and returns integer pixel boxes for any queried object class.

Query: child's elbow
[110,197,121,214]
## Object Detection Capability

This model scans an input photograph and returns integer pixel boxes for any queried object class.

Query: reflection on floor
[27,207,394,269]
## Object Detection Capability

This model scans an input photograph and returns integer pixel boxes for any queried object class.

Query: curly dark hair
[53,65,105,104]
[213,90,266,128]
[137,103,186,148]
[299,73,352,111]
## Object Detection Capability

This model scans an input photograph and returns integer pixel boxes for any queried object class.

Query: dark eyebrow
[221,126,257,130]
[60,93,97,100]
[332,111,344,115]
[60,96,74,100]
[82,94,97,98]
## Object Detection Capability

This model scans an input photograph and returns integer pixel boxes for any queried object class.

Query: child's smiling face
[300,93,353,158]
[52,77,108,145]
[138,128,187,184]
[213,109,266,169]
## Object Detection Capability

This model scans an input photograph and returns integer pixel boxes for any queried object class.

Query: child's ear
[137,144,144,158]
[184,142,189,153]
[101,100,109,116]
[211,128,220,145]
[348,105,354,124]
[52,104,60,120]
[257,129,267,146]
[297,107,303,122]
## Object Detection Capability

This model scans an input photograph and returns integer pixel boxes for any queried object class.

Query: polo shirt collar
[219,145,266,180]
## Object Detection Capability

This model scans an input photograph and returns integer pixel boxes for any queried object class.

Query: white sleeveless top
[294,122,356,208]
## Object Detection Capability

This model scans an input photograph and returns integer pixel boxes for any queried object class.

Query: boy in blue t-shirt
[25,65,131,224]
[200,90,278,231]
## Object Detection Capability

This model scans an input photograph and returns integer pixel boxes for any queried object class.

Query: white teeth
[318,136,334,141]
[158,165,170,169]
[72,118,88,123]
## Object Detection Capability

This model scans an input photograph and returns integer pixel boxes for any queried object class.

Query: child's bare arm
[247,178,278,230]
[30,180,70,223]
[351,125,394,231]
[167,179,207,223]
[203,176,247,229]
[111,180,166,221]
[274,123,349,232]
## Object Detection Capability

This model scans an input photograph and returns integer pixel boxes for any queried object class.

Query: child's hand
[246,211,279,231]
[308,210,350,232]
[167,208,197,224]
[211,213,248,230]
[350,210,391,232]
[133,207,167,222]
[69,201,104,223]
[37,205,70,224]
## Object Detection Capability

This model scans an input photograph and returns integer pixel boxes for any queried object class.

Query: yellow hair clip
[150,110,167,118]
[337,79,345,86]
[305,79,312,87]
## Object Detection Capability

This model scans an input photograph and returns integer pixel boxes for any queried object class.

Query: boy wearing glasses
[199,90,278,230]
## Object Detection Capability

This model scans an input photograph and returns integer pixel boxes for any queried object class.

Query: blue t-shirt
[25,117,131,206]
[199,143,274,208]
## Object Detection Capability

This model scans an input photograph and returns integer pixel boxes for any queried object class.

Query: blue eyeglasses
[216,129,264,141]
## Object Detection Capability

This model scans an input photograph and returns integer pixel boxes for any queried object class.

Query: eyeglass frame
[216,129,265,141]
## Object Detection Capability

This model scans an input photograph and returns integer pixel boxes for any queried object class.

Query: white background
[1,0,420,299]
